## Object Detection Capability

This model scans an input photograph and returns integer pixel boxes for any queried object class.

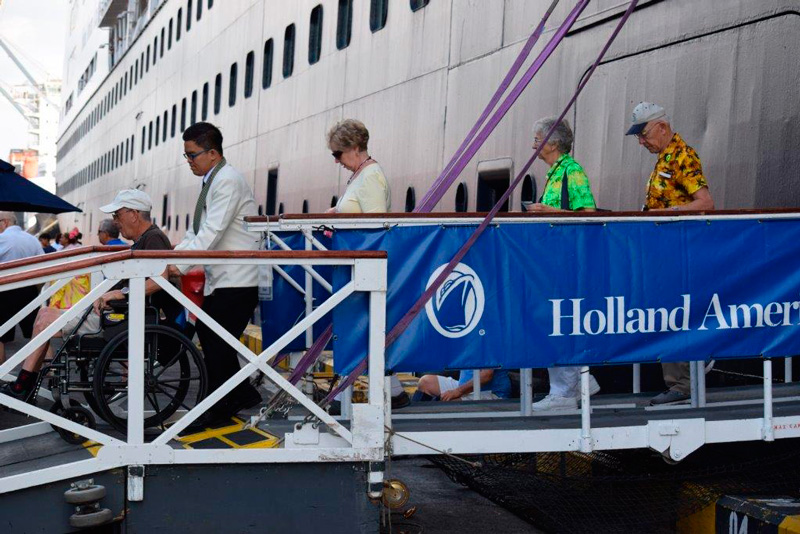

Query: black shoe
[0,381,35,404]
[649,389,690,406]
[391,391,411,410]
[224,385,262,417]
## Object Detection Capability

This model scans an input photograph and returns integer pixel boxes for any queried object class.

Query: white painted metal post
[520,368,533,416]
[632,363,641,394]
[368,290,387,411]
[785,357,793,384]
[472,371,481,400]
[580,366,592,453]
[763,359,774,441]
[341,385,353,420]
[689,361,698,409]
[127,276,146,445]
[698,360,707,407]
[304,232,313,348]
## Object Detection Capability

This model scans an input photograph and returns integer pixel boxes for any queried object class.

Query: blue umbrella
[0,159,81,214]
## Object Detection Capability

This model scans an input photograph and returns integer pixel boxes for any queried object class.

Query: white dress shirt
[0,225,44,263]
[175,161,259,295]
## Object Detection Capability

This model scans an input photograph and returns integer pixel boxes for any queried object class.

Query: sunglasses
[183,148,211,160]
[331,150,343,159]
[112,208,132,220]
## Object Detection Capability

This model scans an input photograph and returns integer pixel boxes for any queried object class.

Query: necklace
[347,156,373,185]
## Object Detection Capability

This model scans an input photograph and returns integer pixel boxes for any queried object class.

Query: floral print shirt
[644,133,707,210]
[540,153,596,211]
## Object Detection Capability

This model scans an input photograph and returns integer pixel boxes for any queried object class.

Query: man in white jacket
[175,122,261,428]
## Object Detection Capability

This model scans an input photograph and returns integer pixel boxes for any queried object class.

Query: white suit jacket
[175,161,259,295]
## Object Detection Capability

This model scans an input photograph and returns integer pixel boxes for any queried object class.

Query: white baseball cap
[625,102,667,135]
[100,189,153,213]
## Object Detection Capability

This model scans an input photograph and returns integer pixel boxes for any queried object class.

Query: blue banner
[260,232,333,352]
[330,218,800,374]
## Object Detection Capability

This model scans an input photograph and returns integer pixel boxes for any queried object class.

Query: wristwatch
[120,287,130,295]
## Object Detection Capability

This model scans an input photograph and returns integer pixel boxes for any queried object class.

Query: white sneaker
[589,375,601,396]
[532,395,577,412]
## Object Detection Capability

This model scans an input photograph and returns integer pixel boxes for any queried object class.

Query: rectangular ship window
[370,0,388,32]
[309,5,323,65]
[244,51,254,98]
[177,9,183,40]
[283,24,295,78]
[410,0,430,12]
[262,39,273,89]
[202,82,209,119]
[337,0,352,50]
[229,63,237,107]
[214,73,222,114]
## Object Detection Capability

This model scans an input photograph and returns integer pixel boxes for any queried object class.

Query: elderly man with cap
[0,212,43,364]
[97,218,127,246]
[0,190,181,401]
[626,102,715,405]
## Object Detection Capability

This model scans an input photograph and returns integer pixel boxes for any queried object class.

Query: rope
[385,426,482,469]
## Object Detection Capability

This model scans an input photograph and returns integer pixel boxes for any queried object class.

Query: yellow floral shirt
[644,133,707,210]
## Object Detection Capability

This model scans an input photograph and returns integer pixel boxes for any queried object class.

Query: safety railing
[244,212,800,462]
[0,249,388,495]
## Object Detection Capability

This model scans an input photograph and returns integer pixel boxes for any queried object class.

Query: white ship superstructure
[56,0,800,242]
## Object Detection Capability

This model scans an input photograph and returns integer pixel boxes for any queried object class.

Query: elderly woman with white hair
[525,117,596,213]
[525,117,600,411]
[324,119,409,407]
[326,119,391,214]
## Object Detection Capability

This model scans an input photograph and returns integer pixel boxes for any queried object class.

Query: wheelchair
[35,301,208,443]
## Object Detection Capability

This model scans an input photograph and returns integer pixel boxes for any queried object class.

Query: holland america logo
[424,263,485,338]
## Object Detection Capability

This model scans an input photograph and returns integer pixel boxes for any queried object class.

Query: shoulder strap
[560,165,570,210]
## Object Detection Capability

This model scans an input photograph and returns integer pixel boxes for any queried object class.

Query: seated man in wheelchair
[1,190,185,402]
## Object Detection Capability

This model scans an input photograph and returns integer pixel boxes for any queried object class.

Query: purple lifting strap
[417,0,589,213]
[416,0,561,213]
[324,0,641,405]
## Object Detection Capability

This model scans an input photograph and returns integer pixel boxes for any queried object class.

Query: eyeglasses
[183,149,211,160]
[635,123,657,139]
[112,208,132,220]
[331,150,343,160]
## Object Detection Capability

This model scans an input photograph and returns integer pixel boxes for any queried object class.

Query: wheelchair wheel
[92,325,207,434]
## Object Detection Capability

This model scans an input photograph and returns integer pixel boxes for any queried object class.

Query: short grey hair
[327,119,370,152]
[0,211,16,224]
[98,218,120,237]
[138,211,152,221]
[533,117,574,154]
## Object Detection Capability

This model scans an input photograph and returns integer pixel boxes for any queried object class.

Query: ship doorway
[266,168,278,216]
[476,159,512,212]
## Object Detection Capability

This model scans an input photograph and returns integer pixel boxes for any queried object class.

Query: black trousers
[195,286,258,398]
[0,286,39,343]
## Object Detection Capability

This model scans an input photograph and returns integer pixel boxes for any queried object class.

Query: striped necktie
[192,157,226,234]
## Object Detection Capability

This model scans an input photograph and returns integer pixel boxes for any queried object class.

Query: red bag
[181,268,205,321]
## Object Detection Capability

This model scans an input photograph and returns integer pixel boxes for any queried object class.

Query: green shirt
[539,153,596,211]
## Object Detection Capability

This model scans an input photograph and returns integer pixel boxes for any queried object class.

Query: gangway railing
[0,249,388,496]
[244,210,800,462]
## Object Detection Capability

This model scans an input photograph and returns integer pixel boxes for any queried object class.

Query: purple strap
[416,0,589,213]
[324,0,640,405]
[416,0,561,213]
[287,326,333,384]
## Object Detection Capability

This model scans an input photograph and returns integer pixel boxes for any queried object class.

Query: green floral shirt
[539,153,596,211]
